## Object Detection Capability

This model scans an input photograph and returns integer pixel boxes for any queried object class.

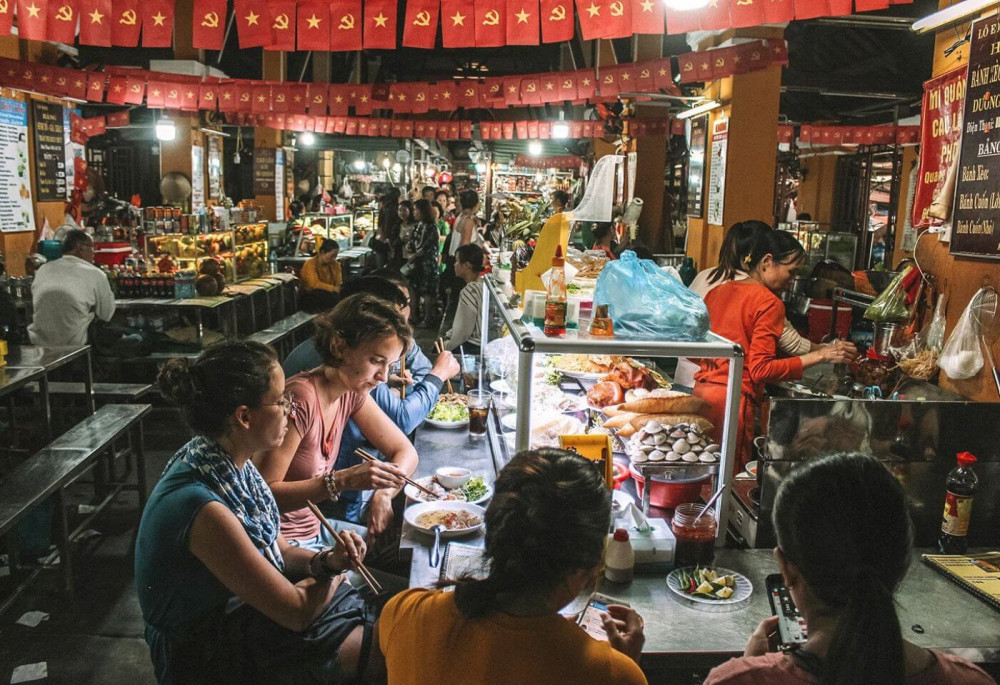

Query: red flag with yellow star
[105,74,128,104]
[506,0,538,45]
[47,0,78,44]
[698,0,730,31]
[192,0,226,50]
[16,0,47,41]
[330,0,361,51]
[402,0,438,48]
[141,0,173,47]
[363,0,396,49]
[762,0,794,23]
[574,69,595,99]
[217,83,237,111]
[540,0,572,41]
[475,0,505,47]
[441,0,474,47]
[234,0,269,47]
[630,0,662,33]
[574,0,602,40]
[297,0,330,50]
[266,0,295,50]
[181,85,200,111]
[79,0,111,45]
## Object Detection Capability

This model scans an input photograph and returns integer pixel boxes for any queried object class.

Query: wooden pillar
[254,51,286,222]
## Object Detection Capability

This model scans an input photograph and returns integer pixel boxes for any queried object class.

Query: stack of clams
[627,422,719,465]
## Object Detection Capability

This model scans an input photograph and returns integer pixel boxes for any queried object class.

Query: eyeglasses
[263,392,300,418]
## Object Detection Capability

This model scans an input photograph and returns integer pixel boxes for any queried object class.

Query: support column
[254,51,287,222]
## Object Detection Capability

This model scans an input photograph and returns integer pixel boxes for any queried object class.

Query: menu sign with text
[0,98,35,233]
[31,100,66,202]
[253,147,276,195]
[686,115,707,218]
[951,15,1000,259]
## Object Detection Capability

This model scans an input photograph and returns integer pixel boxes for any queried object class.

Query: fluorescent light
[664,0,710,10]
[912,0,998,33]
[676,100,721,119]
[551,122,570,139]
[353,158,366,171]
[155,117,176,141]
[300,131,316,146]
[528,141,543,155]
[198,127,231,137]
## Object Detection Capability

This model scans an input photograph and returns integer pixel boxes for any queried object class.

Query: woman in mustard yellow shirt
[300,240,342,312]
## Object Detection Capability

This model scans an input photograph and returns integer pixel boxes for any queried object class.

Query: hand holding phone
[765,574,808,649]
[577,592,629,641]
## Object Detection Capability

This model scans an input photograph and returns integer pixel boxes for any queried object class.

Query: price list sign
[31,101,67,202]
[253,147,276,195]
[952,15,1000,259]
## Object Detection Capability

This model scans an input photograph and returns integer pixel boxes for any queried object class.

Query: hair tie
[742,254,753,267]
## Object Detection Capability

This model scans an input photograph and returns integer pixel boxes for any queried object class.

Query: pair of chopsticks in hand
[355,448,442,501]
[305,500,383,595]
[433,338,454,394]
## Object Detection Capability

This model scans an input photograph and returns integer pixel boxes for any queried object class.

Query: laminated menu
[439,543,488,583]
[921,552,1000,611]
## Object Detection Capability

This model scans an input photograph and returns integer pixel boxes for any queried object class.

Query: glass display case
[778,222,858,271]
[352,207,378,243]
[293,213,354,257]
[478,276,744,540]
[145,223,269,283]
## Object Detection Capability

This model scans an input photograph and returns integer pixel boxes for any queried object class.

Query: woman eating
[256,294,417,552]
[705,452,994,685]
[441,243,486,355]
[694,230,855,470]
[379,448,647,685]
[136,341,379,684]
[405,199,441,327]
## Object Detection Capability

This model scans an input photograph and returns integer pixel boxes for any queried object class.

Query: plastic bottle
[679,257,697,286]
[543,244,567,337]
[939,452,978,554]
[605,528,634,584]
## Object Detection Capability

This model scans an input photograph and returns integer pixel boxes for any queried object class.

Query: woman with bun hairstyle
[694,230,856,471]
[380,448,647,685]
[705,452,994,685]
[256,293,418,552]
[136,341,379,684]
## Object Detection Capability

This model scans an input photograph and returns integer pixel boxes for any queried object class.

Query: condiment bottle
[605,528,634,584]
[543,245,567,337]
[939,452,978,554]
[590,304,614,337]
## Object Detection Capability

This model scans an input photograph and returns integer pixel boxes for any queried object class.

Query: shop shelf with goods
[491,166,574,197]
[477,276,744,544]
[352,207,378,243]
[143,224,269,285]
[293,214,354,257]
[777,221,857,271]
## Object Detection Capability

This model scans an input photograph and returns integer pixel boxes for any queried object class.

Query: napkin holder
[611,503,675,568]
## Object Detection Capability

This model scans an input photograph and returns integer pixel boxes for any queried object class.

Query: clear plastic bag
[593,251,710,341]
[938,300,984,380]
[863,266,913,323]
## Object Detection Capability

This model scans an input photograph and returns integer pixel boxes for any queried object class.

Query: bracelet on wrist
[324,469,341,502]
[308,548,339,578]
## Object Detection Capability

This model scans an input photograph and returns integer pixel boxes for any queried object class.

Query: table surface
[5,344,90,372]
[405,424,1000,664]
[0,365,46,398]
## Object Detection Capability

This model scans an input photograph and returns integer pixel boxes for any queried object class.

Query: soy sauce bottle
[938,452,978,554]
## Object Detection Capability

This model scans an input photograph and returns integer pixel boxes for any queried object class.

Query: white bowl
[403,501,486,538]
[745,460,758,477]
[435,467,472,489]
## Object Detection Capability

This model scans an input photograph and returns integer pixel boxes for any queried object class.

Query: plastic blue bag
[593,251,710,341]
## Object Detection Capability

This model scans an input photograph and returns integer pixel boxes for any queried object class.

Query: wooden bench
[246,310,316,358]
[0,403,151,615]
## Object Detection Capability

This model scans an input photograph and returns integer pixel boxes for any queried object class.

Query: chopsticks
[305,500,383,594]
[400,354,406,400]
[354,448,442,500]
[433,338,454,394]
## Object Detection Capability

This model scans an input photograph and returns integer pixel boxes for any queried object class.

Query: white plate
[557,369,606,381]
[424,417,469,430]
[404,476,494,506]
[403,501,486,538]
[666,567,753,608]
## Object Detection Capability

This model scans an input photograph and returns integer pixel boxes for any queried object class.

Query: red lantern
[437,170,454,184]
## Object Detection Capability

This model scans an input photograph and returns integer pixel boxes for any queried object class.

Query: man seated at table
[299,239,343,313]
[283,271,459,527]
[28,229,114,347]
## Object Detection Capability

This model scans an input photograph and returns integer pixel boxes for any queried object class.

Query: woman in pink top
[705,453,995,685]
[256,293,418,550]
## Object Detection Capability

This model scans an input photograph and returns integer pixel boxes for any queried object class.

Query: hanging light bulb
[528,141,543,156]
[353,158,366,171]
[155,117,176,142]
[300,131,316,146]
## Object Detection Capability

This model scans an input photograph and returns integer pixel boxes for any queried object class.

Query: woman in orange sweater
[300,239,343,313]
[694,230,855,471]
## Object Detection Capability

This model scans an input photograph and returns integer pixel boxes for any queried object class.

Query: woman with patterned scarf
[135,341,385,684]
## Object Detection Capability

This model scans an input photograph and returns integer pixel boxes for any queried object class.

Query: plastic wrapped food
[864,266,914,323]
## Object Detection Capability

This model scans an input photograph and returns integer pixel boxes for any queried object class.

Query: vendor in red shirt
[694,229,855,471]
[592,223,618,261]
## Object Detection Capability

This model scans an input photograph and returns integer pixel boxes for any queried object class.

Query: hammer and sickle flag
[0,0,12,36]
[474,0,504,47]
[363,0,396,49]
[265,0,295,50]
[403,0,438,48]
[540,0,572,42]
[193,0,226,49]
[111,0,140,46]
[330,0,361,51]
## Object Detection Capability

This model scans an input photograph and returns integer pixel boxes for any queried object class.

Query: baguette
[603,413,639,429]
[602,404,625,417]
[617,425,637,438]
[619,392,707,415]
[629,414,715,434]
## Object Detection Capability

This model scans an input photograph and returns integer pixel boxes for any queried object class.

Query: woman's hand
[602,605,645,664]
[324,530,367,571]
[388,369,414,389]
[744,616,780,657]
[430,351,461,382]
[366,491,395,540]
[338,460,407,492]
[819,340,858,364]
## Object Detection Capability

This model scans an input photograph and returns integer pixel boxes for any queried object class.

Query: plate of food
[549,353,617,380]
[404,501,486,538]
[404,474,493,505]
[667,566,752,607]
[425,393,470,429]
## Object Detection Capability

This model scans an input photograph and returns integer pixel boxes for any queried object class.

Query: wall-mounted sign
[207,135,222,200]
[31,100,66,202]
[191,144,205,211]
[253,147,276,196]
[275,149,285,222]
[0,98,35,233]
[707,117,729,227]
[951,15,1000,260]
[686,115,707,218]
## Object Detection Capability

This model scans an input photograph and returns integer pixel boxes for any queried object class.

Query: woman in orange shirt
[694,230,855,471]
[300,239,343,313]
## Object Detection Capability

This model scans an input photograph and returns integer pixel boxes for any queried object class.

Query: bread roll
[602,404,625,417]
[619,391,707,415]
[617,425,637,438]
[629,414,714,434]
[603,413,639,429]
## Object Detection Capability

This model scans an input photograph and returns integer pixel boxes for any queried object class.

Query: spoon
[430,524,444,568]
[693,485,727,525]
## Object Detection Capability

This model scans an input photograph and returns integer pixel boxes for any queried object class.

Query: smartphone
[577,593,629,641]
[765,574,808,648]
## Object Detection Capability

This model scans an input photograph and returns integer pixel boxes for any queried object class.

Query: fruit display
[145,225,268,284]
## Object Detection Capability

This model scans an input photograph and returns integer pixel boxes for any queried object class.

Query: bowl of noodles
[404,501,486,538]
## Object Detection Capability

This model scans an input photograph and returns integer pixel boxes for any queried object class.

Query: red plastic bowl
[628,462,710,509]
[612,462,629,490]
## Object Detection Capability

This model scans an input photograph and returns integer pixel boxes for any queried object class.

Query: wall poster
[951,15,1000,259]
[275,149,285,222]
[191,144,205,211]
[686,115,706,218]
[207,135,222,200]
[707,117,729,227]
[0,98,35,233]
[911,67,966,229]
[31,100,66,202]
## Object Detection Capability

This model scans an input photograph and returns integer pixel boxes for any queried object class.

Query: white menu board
[0,98,35,233]
[275,149,285,221]
[191,144,205,211]
[707,117,729,227]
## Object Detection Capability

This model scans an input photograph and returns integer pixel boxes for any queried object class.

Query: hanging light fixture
[676,100,721,119]
[300,131,316,146]
[663,0,710,10]
[528,140,543,156]
[155,116,176,141]
[353,156,366,171]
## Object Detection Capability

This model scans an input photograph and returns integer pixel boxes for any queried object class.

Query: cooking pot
[628,462,711,509]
